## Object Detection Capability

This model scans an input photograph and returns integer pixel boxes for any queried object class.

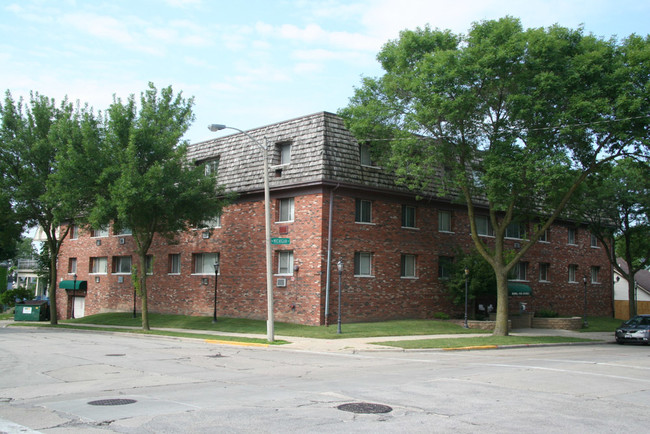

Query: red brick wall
[56,188,613,324]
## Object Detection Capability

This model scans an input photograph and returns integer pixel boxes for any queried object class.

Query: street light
[208,124,274,342]
[337,259,343,334]
[583,276,588,328]
[464,267,469,328]
[71,273,77,319]
[212,258,220,323]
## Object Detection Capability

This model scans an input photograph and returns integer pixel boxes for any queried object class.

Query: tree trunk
[493,270,509,336]
[628,275,637,318]
[139,253,150,330]
[48,251,58,325]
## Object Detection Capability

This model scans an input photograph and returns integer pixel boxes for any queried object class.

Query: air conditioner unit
[276,278,287,287]
[96,239,101,246]
[119,238,125,245]
[514,242,521,249]
[202,231,210,239]
[117,276,124,283]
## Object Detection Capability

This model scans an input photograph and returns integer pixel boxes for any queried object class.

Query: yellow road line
[205,339,269,347]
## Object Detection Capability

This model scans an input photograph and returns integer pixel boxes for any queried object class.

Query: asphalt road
[0,326,648,433]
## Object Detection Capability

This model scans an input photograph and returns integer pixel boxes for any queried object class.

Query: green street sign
[271,237,290,245]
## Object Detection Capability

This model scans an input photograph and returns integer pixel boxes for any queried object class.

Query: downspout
[324,184,340,326]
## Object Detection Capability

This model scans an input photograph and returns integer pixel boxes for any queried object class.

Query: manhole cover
[337,403,393,414]
[88,399,137,406]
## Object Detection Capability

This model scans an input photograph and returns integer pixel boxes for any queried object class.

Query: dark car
[615,314,650,345]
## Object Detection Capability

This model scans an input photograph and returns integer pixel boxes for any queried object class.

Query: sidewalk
[1,319,615,353]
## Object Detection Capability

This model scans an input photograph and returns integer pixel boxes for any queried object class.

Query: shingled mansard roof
[188,111,455,201]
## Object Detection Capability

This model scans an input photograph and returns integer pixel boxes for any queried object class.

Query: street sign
[271,237,290,245]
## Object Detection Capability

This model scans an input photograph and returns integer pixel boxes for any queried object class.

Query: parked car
[615,314,650,345]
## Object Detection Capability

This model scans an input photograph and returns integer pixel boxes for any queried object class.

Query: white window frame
[278,143,291,165]
[360,144,375,167]
[402,205,416,228]
[568,264,578,283]
[509,262,528,281]
[91,226,109,238]
[277,198,295,223]
[438,210,452,233]
[114,226,132,236]
[145,255,154,275]
[202,215,221,228]
[193,253,219,275]
[475,216,494,237]
[505,222,526,240]
[401,254,417,278]
[68,258,77,274]
[204,158,219,176]
[438,256,453,279]
[355,199,372,224]
[90,257,108,274]
[113,256,132,274]
[70,225,78,240]
[568,228,577,245]
[354,252,373,277]
[277,251,294,275]
[590,234,599,248]
[539,263,550,282]
[168,254,181,275]
[591,266,600,284]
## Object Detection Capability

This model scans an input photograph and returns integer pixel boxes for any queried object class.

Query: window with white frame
[438,210,452,232]
[568,264,578,283]
[277,251,294,275]
[203,158,219,177]
[202,215,221,228]
[360,144,375,166]
[70,225,78,239]
[145,255,154,275]
[113,256,132,274]
[91,226,109,237]
[68,258,77,274]
[438,256,453,279]
[354,252,373,276]
[509,262,528,281]
[114,226,132,235]
[505,222,526,239]
[355,199,372,223]
[590,233,599,248]
[168,254,180,274]
[591,266,600,283]
[401,254,417,278]
[402,205,416,228]
[276,142,291,165]
[475,216,494,237]
[193,253,219,275]
[277,198,294,222]
[539,263,550,282]
[538,227,550,243]
[90,257,107,274]
[568,228,577,245]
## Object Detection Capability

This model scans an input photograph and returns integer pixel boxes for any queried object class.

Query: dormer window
[276,142,291,165]
[203,158,220,177]
[360,144,374,166]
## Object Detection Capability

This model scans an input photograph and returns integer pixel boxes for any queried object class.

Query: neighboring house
[14,258,47,298]
[614,258,650,320]
[55,112,613,325]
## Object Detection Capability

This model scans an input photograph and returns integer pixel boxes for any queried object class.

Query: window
[203,158,219,176]
[90,257,107,274]
[114,226,132,235]
[113,256,132,274]
[475,216,494,237]
[193,253,219,275]
[401,254,417,278]
[169,254,181,274]
[568,228,577,245]
[509,262,528,281]
[591,266,600,283]
[354,252,373,276]
[538,228,550,243]
[277,251,294,275]
[202,215,221,228]
[91,226,109,237]
[277,198,295,222]
[275,142,291,165]
[360,144,375,166]
[590,234,599,248]
[568,264,578,283]
[355,199,372,223]
[438,256,453,279]
[505,222,526,239]
[539,263,550,282]
[70,225,78,240]
[145,255,154,275]
[402,205,416,228]
[68,258,77,274]
[438,210,452,232]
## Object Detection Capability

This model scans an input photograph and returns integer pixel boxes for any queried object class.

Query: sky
[1,0,649,145]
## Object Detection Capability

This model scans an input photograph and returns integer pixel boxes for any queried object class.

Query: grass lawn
[376,335,600,349]
[579,316,622,332]
[65,312,488,339]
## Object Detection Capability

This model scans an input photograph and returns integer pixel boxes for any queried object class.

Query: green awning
[508,282,531,296]
[59,280,87,290]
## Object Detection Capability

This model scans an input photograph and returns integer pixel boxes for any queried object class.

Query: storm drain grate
[337,403,393,414]
[88,399,137,406]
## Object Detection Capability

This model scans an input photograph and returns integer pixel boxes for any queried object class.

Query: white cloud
[60,12,135,46]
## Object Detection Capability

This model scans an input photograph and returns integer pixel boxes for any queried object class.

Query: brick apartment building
[55,112,613,325]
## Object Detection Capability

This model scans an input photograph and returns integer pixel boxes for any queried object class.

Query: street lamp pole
[71,273,77,319]
[213,258,220,323]
[583,276,588,328]
[337,259,343,334]
[463,267,469,328]
[208,124,274,342]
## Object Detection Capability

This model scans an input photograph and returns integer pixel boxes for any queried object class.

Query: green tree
[0,191,22,261]
[444,249,498,319]
[0,91,104,324]
[340,18,650,335]
[91,83,228,330]
[573,158,650,317]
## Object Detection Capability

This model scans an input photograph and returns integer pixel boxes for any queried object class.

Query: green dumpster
[14,300,50,321]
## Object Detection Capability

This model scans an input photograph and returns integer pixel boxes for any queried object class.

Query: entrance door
[73,296,85,318]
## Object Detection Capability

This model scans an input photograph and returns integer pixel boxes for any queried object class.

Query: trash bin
[14,300,50,321]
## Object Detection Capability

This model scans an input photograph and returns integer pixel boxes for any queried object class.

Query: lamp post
[212,258,220,323]
[71,273,77,319]
[583,276,588,328]
[337,259,343,334]
[132,287,137,318]
[463,267,469,328]
[208,124,274,342]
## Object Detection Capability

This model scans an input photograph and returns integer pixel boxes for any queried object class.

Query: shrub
[535,309,559,318]
[433,312,450,320]
[0,287,33,308]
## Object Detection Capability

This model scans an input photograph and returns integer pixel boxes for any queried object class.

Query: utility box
[14,300,49,321]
